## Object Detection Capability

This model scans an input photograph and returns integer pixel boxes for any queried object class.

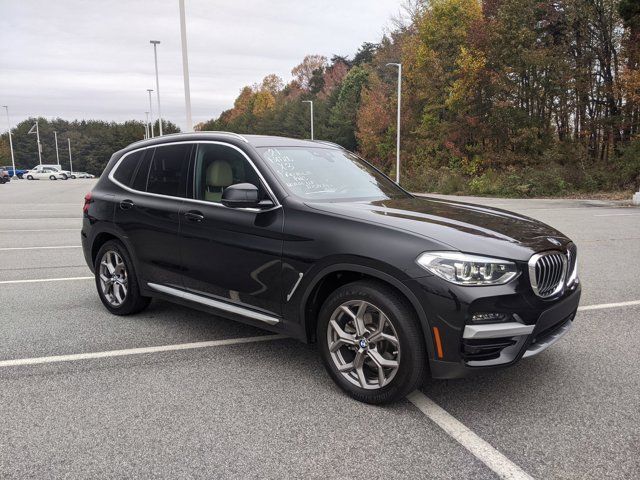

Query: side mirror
[221,183,262,208]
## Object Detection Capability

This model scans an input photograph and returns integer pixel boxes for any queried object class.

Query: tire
[70,175,76,179]
[27,175,33,180]
[49,175,56,180]
[317,280,426,404]
[94,239,151,315]
[61,174,68,180]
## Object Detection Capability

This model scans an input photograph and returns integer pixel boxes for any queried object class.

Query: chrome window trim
[528,250,568,299]
[147,282,280,325]
[107,140,281,213]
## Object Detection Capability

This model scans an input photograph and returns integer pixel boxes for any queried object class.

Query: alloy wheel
[98,250,129,307]
[326,300,401,390]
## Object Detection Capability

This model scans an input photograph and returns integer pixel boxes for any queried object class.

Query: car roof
[121,132,342,153]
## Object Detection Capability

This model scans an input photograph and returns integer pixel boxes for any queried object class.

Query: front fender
[293,260,437,365]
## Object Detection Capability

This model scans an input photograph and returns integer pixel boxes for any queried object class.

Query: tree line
[0,118,179,174]
[198,0,640,196]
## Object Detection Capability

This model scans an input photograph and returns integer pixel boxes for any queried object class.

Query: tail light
[83,192,92,214]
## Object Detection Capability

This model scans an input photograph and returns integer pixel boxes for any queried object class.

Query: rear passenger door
[112,143,193,288]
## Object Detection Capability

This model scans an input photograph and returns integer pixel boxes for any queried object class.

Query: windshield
[258,146,409,201]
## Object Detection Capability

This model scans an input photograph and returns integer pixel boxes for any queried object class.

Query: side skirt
[147,282,281,326]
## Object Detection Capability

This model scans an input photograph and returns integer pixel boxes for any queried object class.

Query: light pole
[2,106,17,180]
[150,40,163,136]
[67,138,73,175]
[54,131,60,165]
[144,112,150,139]
[302,100,314,140]
[35,121,42,166]
[179,0,193,131]
[386,63,402,184]
[147,89,155,137]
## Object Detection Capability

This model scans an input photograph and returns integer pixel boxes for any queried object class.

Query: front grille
[529,251,568,298]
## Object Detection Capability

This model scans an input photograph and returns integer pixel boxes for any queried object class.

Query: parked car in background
[0,166,27,178]
[73,172,95,179]
[24,166,66,180]
[0,167,10,183]
[39,164,72,180]
[82,132,581,404]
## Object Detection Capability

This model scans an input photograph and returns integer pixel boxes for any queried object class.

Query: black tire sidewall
[317,281,426,404]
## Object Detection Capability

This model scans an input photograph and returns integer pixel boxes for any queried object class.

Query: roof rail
[199,131,249,143]
[312,140,343,149]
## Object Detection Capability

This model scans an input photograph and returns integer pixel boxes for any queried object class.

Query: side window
[194,144,264,203]
[131,149,153,191]
[146,144,191,197]
[113,150,143,187]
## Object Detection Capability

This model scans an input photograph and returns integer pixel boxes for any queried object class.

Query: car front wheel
[27,175,33,180]
[94,240,151,315]
[317,280,427,404]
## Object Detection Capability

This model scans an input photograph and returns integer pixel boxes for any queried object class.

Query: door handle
[120,199,134,210]
[184,210,205,222]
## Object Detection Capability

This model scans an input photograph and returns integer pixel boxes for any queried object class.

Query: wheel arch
[91,232,120,266]
[299,263,437,362]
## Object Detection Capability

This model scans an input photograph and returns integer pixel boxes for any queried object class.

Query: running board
[147,283,280,326]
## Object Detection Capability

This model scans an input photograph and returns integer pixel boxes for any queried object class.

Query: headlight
[416,251,519,286]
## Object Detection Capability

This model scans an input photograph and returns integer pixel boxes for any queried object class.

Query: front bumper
[404,274,581,379]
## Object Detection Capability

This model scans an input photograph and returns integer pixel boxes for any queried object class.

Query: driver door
[179,142,284,318]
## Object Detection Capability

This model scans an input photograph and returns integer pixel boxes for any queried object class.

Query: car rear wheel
[61,174,68,180]
[317,280,426,404]
[27,175,33,180]
[94,240,151,315]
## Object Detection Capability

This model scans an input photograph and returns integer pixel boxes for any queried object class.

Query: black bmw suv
[82,132,580,404]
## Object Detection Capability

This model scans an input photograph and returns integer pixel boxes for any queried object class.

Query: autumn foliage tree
[196,0,640,196]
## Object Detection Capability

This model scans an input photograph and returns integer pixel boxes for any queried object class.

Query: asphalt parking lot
[1,179,639,479]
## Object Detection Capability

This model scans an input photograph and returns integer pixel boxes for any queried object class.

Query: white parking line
[578,300,640,311]
[408,391,534,480]
[0,245,82,251]
[0,276,92,285]
[0,217,81,220]
[0,229,79,232]
[0,335,288,368]
[594,213,640,217]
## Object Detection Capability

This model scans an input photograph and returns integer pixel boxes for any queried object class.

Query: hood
[307,196,570,262]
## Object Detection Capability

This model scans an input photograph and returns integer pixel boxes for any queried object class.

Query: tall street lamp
[27,120,43,166]
[144,111,150,139]
[2,106,17,180]
[150,40,163,136]
[179,0,193,131]
[54,131,60,165]
[67,138,73,175]
[147,89,155,138]
[302,100,314,140]
[386,63,402,184]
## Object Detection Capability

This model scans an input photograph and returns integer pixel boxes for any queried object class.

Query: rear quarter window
[113,150,144,187]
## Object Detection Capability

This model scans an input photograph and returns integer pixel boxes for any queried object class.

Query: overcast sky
[0,0,403,131]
